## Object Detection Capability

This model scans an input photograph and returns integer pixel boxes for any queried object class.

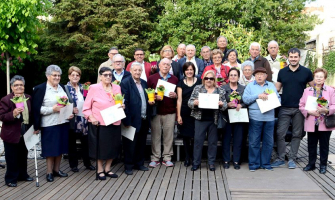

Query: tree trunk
[6,52,10,94]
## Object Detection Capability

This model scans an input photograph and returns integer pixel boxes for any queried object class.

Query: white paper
[256,93,281,113]
[198,93,219,109]
[121,124,136,141]
[100,104,126,126]
[304,96,318,111]
[76,101,84,117]
[24,126,40,150]
[272,68,279,83]
[58,103,73,123]
[155,79,176,97]
[228,108,249,123]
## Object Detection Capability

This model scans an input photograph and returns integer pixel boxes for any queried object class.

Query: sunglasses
[204,77,215,81]
[102,73,112,77]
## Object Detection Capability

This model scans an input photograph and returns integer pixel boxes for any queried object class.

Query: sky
[306,0,335,7]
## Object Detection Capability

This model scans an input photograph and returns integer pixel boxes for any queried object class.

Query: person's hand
[13,107,24,117]
[90,116,99,125]
[223,60,228,64]
[53,104,64,112]
[33,130,40,135]
[236,104,242,111]
[156,95,162,101]
[68,114,74,120]
[308,110,320,117]
[317,105,328,115]
[169,92,177,98]
[121,104,125,109]
[219,101,224,107]
[148,100,155,105]
[177,116,183,125]
[73,107,79,114]
[221,82,227,86]
[194,99,199,106]
[258,93,268,101]
[228,102,236,108]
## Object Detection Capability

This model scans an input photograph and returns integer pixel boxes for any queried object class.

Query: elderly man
[201,46,213,67]
[217,36,229,62]
[120,62,153,175]
[247,42,272,82]
[243,68,280,172]
[265,40,287,83]
[97,47,119,83]
[148,58,178,168]
[173,43,186,62]
[271,48,313,169]
[178,44,204,79]
[126,48,156,82]
[111,54,131,83]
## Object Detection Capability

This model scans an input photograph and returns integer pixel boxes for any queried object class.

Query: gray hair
[130,62,143,70]
[45,65,62,76]
[241,61,254,71]
[112,54,125,63]
[216,36,228,43]
[108,46,118,53]
[10,75,25,86]
[249,42,261,50]
[267,40,279,48]
[186,44,196,51]
[201,46,211,52]
[178,43,186,48]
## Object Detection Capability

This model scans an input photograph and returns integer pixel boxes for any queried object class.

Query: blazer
[126,61,152,79]
[82,82,122,126]
[156,60,182,80]
[178,57,205,79]
[120,77,149,132]
[32,82,72,131]
[299,85,335,132]
[0,93,32,143]
[112,70,131,83]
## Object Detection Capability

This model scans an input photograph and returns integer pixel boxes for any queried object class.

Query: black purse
[325,114,335,128]
[217,111,227,129]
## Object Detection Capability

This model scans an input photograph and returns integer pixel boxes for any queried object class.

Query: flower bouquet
[317,97,328,107]
[216,74,224,87]
[10,96,29,109]
[112,80,120,85]
[229,91,241,107]
[145,88,155,102]
[264,89,274,95]
[157,85,165,100]
[113,93,124,105]
[148,53,160,67]
[56,96,69,106]
[279,57,287,69]
[83,82,91,97]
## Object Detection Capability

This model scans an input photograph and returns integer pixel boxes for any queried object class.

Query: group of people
[1,36,334,188]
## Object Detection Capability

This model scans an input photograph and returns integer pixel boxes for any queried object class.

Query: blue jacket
[112,70,131,83]
[178,57,205,79]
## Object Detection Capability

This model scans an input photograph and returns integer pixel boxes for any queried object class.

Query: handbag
[325,114,335,128]
[217,111,227,129]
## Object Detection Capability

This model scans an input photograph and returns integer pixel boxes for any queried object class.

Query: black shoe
[71,167,79,172]
[209,164,215,171]
[223,162,230,169]
[184,160,191,167]
[85,165,96,171]
[53,170,68,177]
[97,171,106,180]
[7,183,17,187]
[319,166,327,174]
[303,165,316,171]
[105,170,118,178]
[46,173,54,182]
[135,166,149,171]
[191,165,199,171]
[125,169,133,175]
[25,176,34,181]
[233,162,240,170]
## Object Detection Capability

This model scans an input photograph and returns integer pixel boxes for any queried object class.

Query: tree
[0,0,51,94]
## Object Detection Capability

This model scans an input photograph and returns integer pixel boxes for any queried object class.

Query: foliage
[323,51,335,75]
[304,50,318,73]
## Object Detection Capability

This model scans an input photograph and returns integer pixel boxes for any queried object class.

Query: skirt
[88,123,121,160]
[41,123,69,157]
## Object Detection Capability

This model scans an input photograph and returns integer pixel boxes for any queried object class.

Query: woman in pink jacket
[299,68,335,174]
[83,67,124,180]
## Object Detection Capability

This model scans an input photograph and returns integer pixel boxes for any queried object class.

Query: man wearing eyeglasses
[97,47,119,83]
[126,48,156,82]
[111,54,131,83]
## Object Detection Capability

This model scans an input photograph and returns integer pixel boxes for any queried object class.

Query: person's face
[249,45,260,59]
[204,73,215,88]
[217,37,227,49]
[131,65,143,80]
[212,54,222,65]
[229,70,239,83]
[108,50,118,59]
[228,52,237,63]
[113,56,125,70]
[159,59,171,74]
[134,50,145,63]
[47,71,61,86]
[177,45,185,57]
[242,66,253,78]
[162,48,173,59]
[201,47,211,60]
[255,72,267,84]
[288,52,300,67]
[100,70,112,84]
[268,43,279,57]
[186,47,195,59]
[68,71,81,85]
[11,80,25,95]
[314,71,326,86]
[184,66,195,78]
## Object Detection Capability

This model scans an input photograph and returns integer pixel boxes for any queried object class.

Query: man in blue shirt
[111,54,131,83]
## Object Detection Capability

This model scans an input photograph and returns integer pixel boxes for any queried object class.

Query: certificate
[198,93,219,109]
[24,126,40,150]
[272,68,279,82]
[228,108,249,123]
[256,93,281,113]
[100,104,126,126]
[305,96,318,111]
[58,103,73,123]
[121,124,136,141]
[155,79,176,97]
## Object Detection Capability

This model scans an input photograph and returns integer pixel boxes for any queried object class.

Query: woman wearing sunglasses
[188,70,227,171]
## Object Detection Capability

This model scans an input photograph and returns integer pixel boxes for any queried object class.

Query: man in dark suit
[178,44,204,79]
[111,54,131,83]
[120,62,154,175]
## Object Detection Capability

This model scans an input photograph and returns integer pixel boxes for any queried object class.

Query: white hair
[241,61,254,71]
[249,42,261,50]
[186,44,196,51]
[267,40,279,48]
[216,36,228,43]
[178,43,186,48]
[201,46,211,52]
[130,62,143,70]
[45,65,62,76]
[112,54,125,63]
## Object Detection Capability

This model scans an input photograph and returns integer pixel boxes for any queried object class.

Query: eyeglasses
[204,77,215,81]
[102,73,112,77]
[162,63,171,67]
[114,61,124,64]
[51,74,61,77]
[70,74,80,77]
[13,84,24,87]
[229,74,238,77]
[163,50,172,53]
[243,69,252,72]
[213,56,222,60]
[135,54,144,56]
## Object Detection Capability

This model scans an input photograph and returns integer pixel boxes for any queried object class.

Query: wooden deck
[1,139,335,199]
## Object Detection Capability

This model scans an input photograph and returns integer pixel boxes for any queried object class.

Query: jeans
[248,119,274,169]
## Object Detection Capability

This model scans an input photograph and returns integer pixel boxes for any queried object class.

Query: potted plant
[145,88,155,102]
[10,96,29,109]
[113,93,124,105]
[279,57,287,69]
[112,80,120,85]
[83,82,91,97]
[56,96,69,106]
[148,53,161,67]
[157,85,165,100]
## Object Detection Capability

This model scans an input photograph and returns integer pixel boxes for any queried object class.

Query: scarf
[22,94,29,124]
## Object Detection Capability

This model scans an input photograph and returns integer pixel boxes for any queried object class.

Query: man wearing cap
[97,47,119,83]
[243,67,281,172]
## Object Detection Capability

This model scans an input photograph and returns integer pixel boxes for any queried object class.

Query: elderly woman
[188,70,227,171]
[32,65,74,182]
[177,62,202,167]
[239,61,255,86]
[0,75,33,187]
[156,45,182,80]
[201,49,230,86]
[299,68,335,174]
[66,66,95,172]
[222,68,246,170]
[225,49,241,69]
[83,67,124,180]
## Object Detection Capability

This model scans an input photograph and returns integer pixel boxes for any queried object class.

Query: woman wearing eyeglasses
[156,45,182,80]
[83,67,125,180]
[188,70,227,171]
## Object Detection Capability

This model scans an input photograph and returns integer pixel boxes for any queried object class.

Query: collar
[251,55,260,63]
[113,69,124,76]
[286,64,302,72]
[159,72,171,80]
[253,80,269,86]
[133,78,141,84]
[186,57,195,62]
[46,83,61,90]
[309,84,327,91]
